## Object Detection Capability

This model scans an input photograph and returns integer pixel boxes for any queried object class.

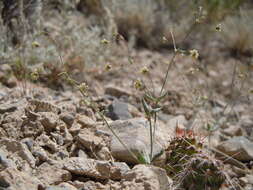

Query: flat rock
[36,162,72,186]
[112,164,172,190]
[102,117,176,164]
[57,183,77,190]
[77,128,105,149]
[63,157,130,180]
[217,136,253,162]
[106,99,132,120]
[72,181,106,190]
[45,186,75,190]
[76,114,96,128]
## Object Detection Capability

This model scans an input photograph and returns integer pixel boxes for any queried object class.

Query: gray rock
[76,114,96,128]
[39,112,59,131]
[0,149,15,171]
[217,136,253,162]
[45,183,77,190]
[96,146,112,160]
[21,138,34,151]
[106,99,132,120]
[77,149,89,159]
[102,118,174,164]
[68,123,81,136]
[64,157,130,180]
[51,132,65,146]
[63,126,73,145]
[45,186,72,190]
[57,183,77,190]
[72,180,106,190]
[32,146,50,162]
[110,162,130,180]
[0,167,41,190]
[114,164,172,190]
[0,138,36,168]
[77,128,105,149]
[60,112,75,127]
[240,174,253,185]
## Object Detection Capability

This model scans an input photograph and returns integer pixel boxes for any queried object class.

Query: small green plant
[59,71,143,163]
[60,4,207,165]
[10,2,251,189]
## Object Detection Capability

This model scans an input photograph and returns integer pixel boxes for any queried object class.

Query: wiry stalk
[99,112,140,163]
[160,22,197,96]
[148,117,153,161]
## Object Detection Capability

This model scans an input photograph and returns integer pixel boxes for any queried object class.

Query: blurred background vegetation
[0,0,252,87]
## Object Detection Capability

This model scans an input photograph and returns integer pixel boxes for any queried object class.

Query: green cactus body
[165,136,226,190]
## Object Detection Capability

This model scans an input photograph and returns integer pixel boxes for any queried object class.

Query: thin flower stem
[152,113,157,145]
[159,22,197,96]
[148,117,153,161]
[99,112,140,163]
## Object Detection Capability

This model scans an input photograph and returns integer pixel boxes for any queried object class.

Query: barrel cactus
[165,128,227,190]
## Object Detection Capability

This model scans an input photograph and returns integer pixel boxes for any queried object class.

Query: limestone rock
[57,182,77,190]
[39,112,59,131]
[111,164,172,190]
[72,180,107,190]
[76,114,96,128]
[102,118,172,164]
[106,99,132,120]
[0,149,15,171]
[36,162,72,185]
[0,138,36,168]
[217,136,253,162]
[64,157,130,180]
[77,128,105,149]
[0,167,41,190]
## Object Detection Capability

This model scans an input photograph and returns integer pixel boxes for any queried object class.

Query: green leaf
[151,150,164,162]
[142,98,152,117]
[138,151,151,164]
[150,107,162,114]
[144,93,157,102]
[156,91,168,102]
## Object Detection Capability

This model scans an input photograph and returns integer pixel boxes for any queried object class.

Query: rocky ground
[1,1,253,190]
[0,46,253,190]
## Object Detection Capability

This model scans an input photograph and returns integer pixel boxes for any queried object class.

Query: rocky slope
[1,1,253,190]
